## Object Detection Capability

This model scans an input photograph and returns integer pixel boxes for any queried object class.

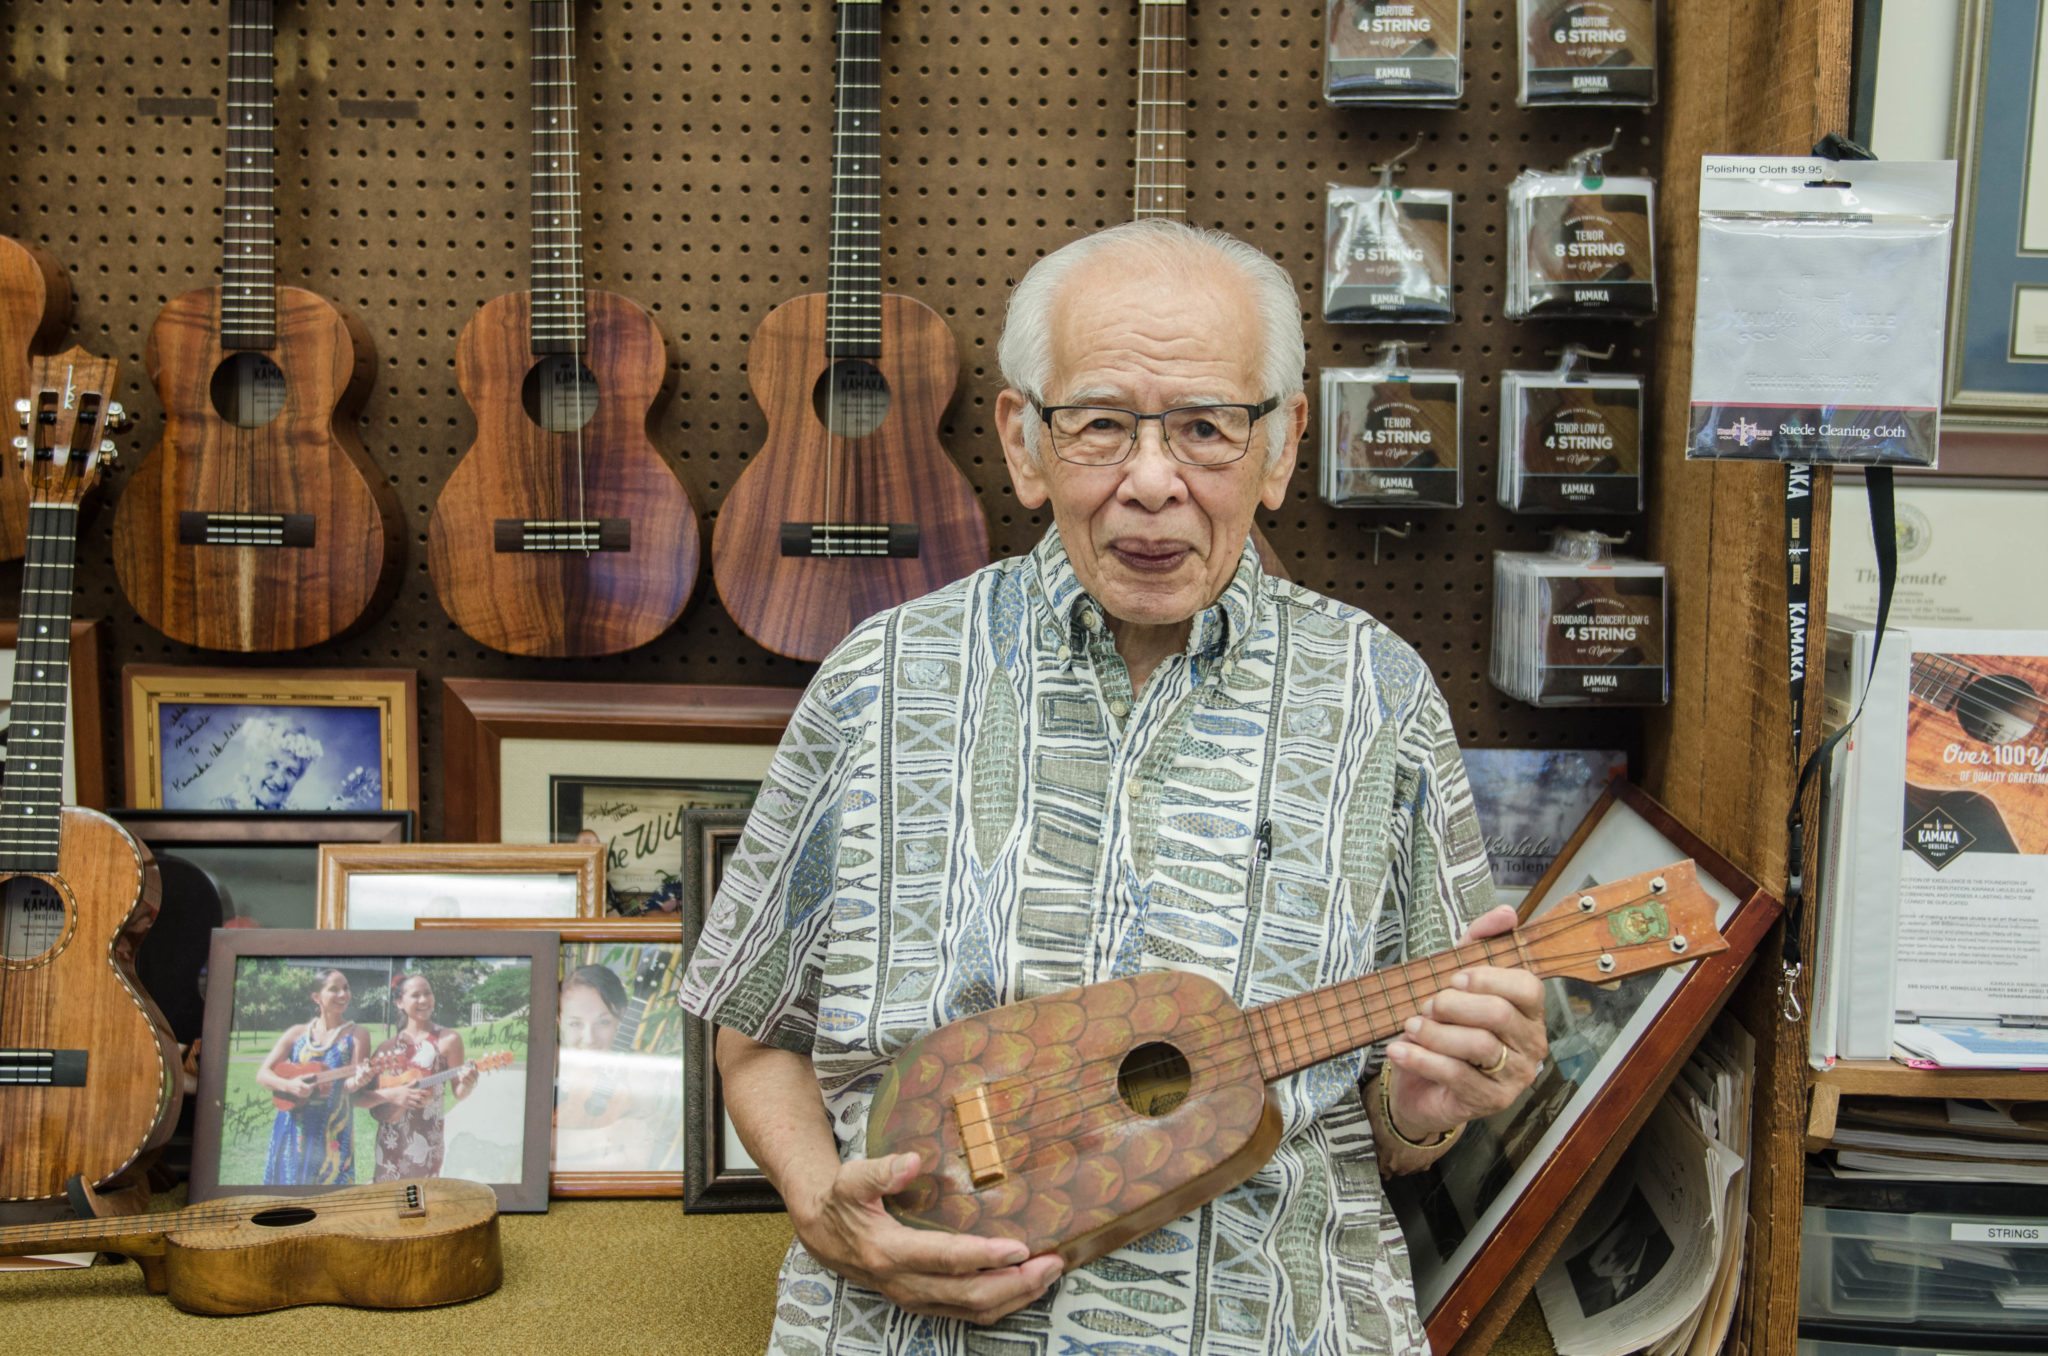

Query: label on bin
[1950,1221,2048,1244]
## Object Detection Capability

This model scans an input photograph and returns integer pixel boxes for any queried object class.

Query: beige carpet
[0,1193,1556,1355]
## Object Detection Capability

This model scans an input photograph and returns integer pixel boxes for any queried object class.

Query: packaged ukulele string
[1518,0,1658,107]
[1325,0,1463,105]
[1320,343,1462,508]
[1491,529,1668,707]
[1688,156,1956,468]
[1323,151,1454,323]
[1498,347,1643,513]
[1506,136,1657,320]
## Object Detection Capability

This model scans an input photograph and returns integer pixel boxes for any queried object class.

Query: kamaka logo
[1905,807,1975,871]
[1717,417,1769,448]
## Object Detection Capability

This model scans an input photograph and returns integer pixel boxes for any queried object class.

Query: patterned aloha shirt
[679,527,1495,1356]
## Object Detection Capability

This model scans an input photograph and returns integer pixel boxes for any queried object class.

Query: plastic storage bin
[1800,1339,2022,1356]
[1801,1205,2048,1334]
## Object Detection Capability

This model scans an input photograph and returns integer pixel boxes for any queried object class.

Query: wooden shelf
[1806,1062,2048,1148]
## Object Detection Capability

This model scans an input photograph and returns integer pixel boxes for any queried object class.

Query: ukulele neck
[0,1206,171,1258]
[1909,653,1980,709]
[1133,0,1188,221]
[826,0,884,360]
[222,0,278,351]
[0,503,76,875]
[529,0,588,355]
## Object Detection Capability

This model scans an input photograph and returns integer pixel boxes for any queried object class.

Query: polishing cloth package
[1320,347,1462,508]
[1326,0,1463,105]
[1506,156,1657,320]
[1324,180,1454,323]
[1518,0,1658,107]
[1687,156,1956,467]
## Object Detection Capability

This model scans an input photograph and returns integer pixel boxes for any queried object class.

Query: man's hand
[1382,904,1549,1143]
[791,1151,1063,1325]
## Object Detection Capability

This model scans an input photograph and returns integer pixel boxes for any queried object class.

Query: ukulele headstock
[1524,860,1726,985]
[14,347,123,507]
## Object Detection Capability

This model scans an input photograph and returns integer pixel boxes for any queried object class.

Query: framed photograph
[316,843,604,930]
[190,928,558,1212]
[122,666,419,812]
[0,619,106,808]
[439,678,800,843]
[551,777,758,916]
[680,812,779,1213]
[417,918,688,1198]
[1382,781,1781,1356]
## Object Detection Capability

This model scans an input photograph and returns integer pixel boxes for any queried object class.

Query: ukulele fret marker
[780,523,920,558]
[177,511,315,548]
[494,518,631,553]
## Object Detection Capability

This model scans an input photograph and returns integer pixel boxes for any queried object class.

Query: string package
[1498,347,1643,513]
[1320,343,1462,508]
[1323,152,1453,323]
[1491,529,1668,707]
[1325,0,1462,105]
[1507,138,1657,320]
[1688,156,1956,467]
[1518,0,1658,107]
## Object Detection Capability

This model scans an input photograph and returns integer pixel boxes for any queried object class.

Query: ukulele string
[0,1186,425,1248]
[1909,667,2048,740]
[564,5,589,545]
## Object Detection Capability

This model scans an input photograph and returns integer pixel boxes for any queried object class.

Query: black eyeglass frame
[1030,396,1283,467]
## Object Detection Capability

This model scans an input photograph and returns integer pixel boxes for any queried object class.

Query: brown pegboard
[0,0,1660,837]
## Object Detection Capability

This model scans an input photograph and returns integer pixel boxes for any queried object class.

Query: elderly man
[679,220,1547,1355]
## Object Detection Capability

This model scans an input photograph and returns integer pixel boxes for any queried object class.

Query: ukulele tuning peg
[104,402,130,431]
[12,398,29,421]
[99,440,118,459]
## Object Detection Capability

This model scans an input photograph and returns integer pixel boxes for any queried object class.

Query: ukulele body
[0,808,180,1202]
[868,968,1281,1270]
[429,289,700,657]
[113,285,403,652]
[714,292,989,661]
[0,237,73,561]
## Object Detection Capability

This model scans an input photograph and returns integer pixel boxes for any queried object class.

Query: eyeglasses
[1031,397,1281,467]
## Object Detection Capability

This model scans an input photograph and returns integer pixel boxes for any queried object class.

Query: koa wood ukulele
[0,235,73,560]
[711,0,989,662]
[868,863,1725,1269]
[0,1179,502,1314]
[427,0,701,657]
[111,0,402,651]
[1,349,181,1202]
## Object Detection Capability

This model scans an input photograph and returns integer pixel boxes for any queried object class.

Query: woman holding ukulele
[361,972,478,1181]
[254,968,374,1186]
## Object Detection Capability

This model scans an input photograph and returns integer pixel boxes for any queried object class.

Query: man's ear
[1259,391,1309,511]
[997,388,1051,510]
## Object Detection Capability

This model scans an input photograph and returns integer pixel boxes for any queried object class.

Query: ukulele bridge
[951,1084,1007,1187]
[398,1183,426,1218]
[0,1048,88,1086]
[494,518,632,553]
[780,523,920,558]
[178,511,316,548]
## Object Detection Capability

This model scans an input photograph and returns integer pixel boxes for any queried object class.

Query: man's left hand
[1382,904,1548,1142]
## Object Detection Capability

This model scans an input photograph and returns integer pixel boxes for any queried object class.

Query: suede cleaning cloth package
[1687,156,1956,467]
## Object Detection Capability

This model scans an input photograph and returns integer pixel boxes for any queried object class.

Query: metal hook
[1566,127,1624,180]
[1370,135,1426,180]
[1370,521,1414,565]
[1779,962,1805,1024]
[1546,343,1615,380]
[1372,340,1429,374]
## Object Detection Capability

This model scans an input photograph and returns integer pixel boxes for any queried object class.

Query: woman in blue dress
[255,968,373,1185]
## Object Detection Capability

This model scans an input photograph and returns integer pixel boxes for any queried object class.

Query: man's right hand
[791,1150,1063,1326]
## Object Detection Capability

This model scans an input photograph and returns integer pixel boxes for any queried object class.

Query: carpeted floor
[0,1193,1557,1355]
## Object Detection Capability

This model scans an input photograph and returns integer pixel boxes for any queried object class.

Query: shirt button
[1082,611,1102,632]
[1056,645,1071,661]
[1109,698,1130,718]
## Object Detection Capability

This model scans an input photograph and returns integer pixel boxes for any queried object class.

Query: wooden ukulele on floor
[110,0,402,651]
[427,0,700,657]
[710,0,989,662]
[0,1179,502,1314]
[0,236,72,561]
[1905,651,2048,854]
[1,349,181,1203]
[868,863,1724,1269]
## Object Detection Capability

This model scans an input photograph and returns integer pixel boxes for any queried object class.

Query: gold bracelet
[1379,1069,1463,1152]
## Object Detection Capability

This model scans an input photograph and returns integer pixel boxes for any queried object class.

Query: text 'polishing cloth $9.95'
[1687,156,1957,468]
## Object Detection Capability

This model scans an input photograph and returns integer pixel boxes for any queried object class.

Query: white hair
[997,220,1305,468]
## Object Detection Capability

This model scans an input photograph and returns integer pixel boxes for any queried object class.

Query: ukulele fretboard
[222,0,278,349]
[0,503,77,874]
[826,0,884,358]
[530,0,588,354]
[1134,0,1189,220]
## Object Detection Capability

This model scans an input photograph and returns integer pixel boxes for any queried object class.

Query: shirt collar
[1029,527,1263,666]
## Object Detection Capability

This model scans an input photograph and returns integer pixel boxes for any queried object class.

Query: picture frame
[680,812,780,1213]
[1381,781,1781,1356]
[190,927,558,1213]
[121,665,420,813]
[315,843,605,930]
[416,918,689,1199]
[550,776,759,916]
[0,618,106,808]
[439,678,800,843]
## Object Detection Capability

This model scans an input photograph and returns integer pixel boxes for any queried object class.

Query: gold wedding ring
[1476,1043,1510,1077]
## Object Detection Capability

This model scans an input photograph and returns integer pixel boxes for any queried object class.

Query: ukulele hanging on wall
[111,0,402,652]
[710,0,990,662]
[0,236,73,561]
[426,0,701,658]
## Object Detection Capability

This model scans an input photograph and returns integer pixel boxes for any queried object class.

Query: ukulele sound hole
[1956,674,2043,745]
[1116,1041,1192,1118]
[522,355,601,432]
[813,359,891,438]
[0,875,67,963]
[248,1206,319,1228]
[208,352,288,429]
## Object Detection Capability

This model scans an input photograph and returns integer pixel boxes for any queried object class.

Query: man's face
[997,258,1305,629]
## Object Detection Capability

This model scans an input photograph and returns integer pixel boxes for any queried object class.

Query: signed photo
[550,776,756,915]
[158,701,385,811]
[554,939,688,1179]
